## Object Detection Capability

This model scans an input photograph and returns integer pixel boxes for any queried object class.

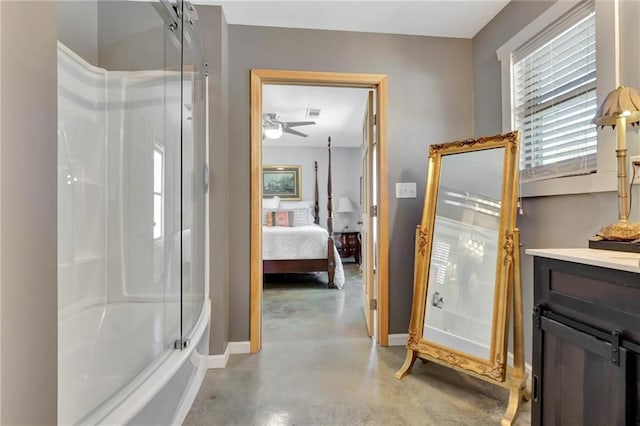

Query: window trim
[497,0,618,198]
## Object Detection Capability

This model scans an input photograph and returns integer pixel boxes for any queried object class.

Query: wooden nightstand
[335,231,360,264]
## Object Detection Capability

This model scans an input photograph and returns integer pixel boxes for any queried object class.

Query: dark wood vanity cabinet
[532,254,640,425]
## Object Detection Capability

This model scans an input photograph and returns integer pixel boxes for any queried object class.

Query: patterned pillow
[266,210,294,227]
[289,207,313,226]
[280,201,316,224]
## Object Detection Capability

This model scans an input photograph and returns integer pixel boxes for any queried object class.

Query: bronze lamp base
[594,220,640,242]
[590,221,640,253]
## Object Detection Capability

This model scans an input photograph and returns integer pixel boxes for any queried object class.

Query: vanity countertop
[526,247,640,274]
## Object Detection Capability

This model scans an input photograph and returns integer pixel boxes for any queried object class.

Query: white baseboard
[387,333,409,346]
[228,341,251,354]
[207,341,251,369]
[207,345,230,369]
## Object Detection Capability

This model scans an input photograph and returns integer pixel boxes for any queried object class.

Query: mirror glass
[423,147,504,360]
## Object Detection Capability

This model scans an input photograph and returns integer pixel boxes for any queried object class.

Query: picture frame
[262,165,301,200]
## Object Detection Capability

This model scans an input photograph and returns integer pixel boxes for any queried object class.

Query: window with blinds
[513,1,596,183]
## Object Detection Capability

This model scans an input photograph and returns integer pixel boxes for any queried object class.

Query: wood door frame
[250,69,389,352]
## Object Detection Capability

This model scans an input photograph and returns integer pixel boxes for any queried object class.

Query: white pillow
[280,200,312,209]
[281,201,317,224]
[288,207,314,226]
[263,196,280,210]
[280,200,316,224]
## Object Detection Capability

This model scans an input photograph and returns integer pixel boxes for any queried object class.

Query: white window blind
[513,1,596,183]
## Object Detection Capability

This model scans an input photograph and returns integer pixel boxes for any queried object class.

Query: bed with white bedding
[262,224,345,289]
[262,140,343,289]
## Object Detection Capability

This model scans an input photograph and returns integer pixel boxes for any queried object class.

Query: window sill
[521,170,617,198]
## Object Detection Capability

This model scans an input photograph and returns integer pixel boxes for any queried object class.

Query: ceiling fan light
[264,123,283,139]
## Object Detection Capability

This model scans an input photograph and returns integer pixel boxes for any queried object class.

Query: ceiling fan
[263,113,316,139]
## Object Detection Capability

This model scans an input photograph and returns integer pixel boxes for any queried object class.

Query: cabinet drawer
[535,257,640,345]
[345,236,358,243]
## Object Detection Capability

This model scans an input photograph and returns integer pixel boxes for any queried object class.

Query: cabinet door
[636,354,640,425]
[533,315,634,425]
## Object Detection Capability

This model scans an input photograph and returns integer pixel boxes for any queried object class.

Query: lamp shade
[336,197,354,213]
[593,86,640,128]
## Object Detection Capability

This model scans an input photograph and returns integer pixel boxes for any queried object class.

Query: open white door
[361,91,375,337]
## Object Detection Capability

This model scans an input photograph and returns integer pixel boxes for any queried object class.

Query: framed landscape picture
[263,165,301,200]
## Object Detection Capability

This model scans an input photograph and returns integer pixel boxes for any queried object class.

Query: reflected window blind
[513,1,596,183]
[432,240,451,286]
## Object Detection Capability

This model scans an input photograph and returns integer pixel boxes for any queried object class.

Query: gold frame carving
[397,132,528,425]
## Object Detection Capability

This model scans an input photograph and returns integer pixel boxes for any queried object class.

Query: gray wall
[1,3,3,418]
[97,2,175,71]
[198,5,230,355]
[57,0,98,65]
[472,0,554,138]
[263,146,362,231]
[228,25,473,340]
[472,0,640,362]
[0,1,58,423]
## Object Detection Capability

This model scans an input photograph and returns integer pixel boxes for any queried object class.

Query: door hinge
[373,114,377,126]
[370,298,377,310]
[611,330,621,366]
[371,205,378,217]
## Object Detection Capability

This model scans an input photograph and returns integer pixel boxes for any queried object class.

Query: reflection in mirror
[423,148,504,360]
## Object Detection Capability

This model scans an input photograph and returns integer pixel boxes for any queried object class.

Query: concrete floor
[185,264,531,425]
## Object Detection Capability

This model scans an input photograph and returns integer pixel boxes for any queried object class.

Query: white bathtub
[58,299,209,425]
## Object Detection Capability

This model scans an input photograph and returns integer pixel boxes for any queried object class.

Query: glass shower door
[57,1,188,423]
[180,1,207,341]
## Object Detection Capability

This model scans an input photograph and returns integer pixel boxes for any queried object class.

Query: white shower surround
[57,42,108,317]
[58,42,208,424]
[58,300,209,425]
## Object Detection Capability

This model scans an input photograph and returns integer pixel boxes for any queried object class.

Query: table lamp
[336,196,354,231]
[590,0,640,245]
[592,86,640,242]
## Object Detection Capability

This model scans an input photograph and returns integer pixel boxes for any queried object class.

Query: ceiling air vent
[305,108,321,119]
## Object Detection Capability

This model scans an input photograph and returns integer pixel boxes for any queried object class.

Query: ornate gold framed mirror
[396,131,528,425]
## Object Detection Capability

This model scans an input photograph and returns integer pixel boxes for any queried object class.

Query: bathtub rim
[77,298,210,425]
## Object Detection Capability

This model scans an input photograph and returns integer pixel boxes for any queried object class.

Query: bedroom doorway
[250,69,389,353]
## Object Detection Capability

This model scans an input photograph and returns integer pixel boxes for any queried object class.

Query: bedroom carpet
[184,264,531,425]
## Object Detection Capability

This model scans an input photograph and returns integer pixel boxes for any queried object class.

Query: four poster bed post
[262,137,337,288]
[314,161,320,225]
[326,137,336,287]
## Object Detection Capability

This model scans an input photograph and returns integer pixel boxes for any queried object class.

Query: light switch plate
[396,182,417,198]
